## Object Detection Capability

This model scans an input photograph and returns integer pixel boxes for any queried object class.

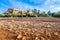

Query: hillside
[0,17,60,40]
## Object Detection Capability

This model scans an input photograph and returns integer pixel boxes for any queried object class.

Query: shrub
[0,14,5,17]
[39,13,48,17]
[1,13,22,17]
[26,13,37,17]
[4,14,12,17]
[22,15,26,17]
[11,13,22,17]
[53,13,60,17]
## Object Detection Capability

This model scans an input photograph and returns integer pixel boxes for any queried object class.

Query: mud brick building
[5,8,40,16]
[7,8,26,15]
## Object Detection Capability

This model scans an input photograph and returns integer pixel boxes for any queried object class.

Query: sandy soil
[0,17,60,40]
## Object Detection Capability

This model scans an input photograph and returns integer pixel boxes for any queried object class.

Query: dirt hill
[0,17,60,40]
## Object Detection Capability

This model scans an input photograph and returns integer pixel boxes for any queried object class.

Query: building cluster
[6,8,40,15]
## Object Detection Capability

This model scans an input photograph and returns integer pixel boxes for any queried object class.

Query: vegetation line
[0,8,60,17]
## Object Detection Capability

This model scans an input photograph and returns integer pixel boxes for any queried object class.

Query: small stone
[17,34,22,39]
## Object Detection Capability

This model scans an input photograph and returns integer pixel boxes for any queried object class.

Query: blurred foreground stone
[0,17,60,40]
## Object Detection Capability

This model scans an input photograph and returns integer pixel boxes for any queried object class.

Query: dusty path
[0,17,60,40]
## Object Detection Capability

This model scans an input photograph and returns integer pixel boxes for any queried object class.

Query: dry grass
[0,17,60,40]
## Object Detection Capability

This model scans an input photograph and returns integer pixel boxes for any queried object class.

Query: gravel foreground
[0,17,60,40]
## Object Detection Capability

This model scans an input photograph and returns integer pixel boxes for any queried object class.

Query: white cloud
[49,5,60,12]
[8,0,60,12]
[9,0,44,10]
[44,0,60,5]
[0,8,6,13]
[44,0,51,5]
[30,0,42,4]
[50,5,55,9]
[0,3,9,8]
[53,7,60,11]
[0,0,60,13]
[9,0,34,10]
[0,3,9,13]
[44,0,56,5]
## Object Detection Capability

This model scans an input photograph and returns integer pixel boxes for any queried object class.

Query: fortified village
[5,8,40,15]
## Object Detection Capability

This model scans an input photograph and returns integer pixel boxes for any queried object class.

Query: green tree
[52,11,60,17]
[4,13,12,17]
[0,14,5,17]
[51,12,55,17]
[57,11,60,14]
[11,13,21,17]
[47,11,52,16]
[39,11,48,17]
[26,13,37,17]
[33,9,37,14]
[37,10,40,17]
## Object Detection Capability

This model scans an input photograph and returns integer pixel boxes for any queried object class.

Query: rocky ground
[0,17,60,40]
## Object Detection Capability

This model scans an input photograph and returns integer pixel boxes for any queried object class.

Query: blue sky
[0,0,60,13]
